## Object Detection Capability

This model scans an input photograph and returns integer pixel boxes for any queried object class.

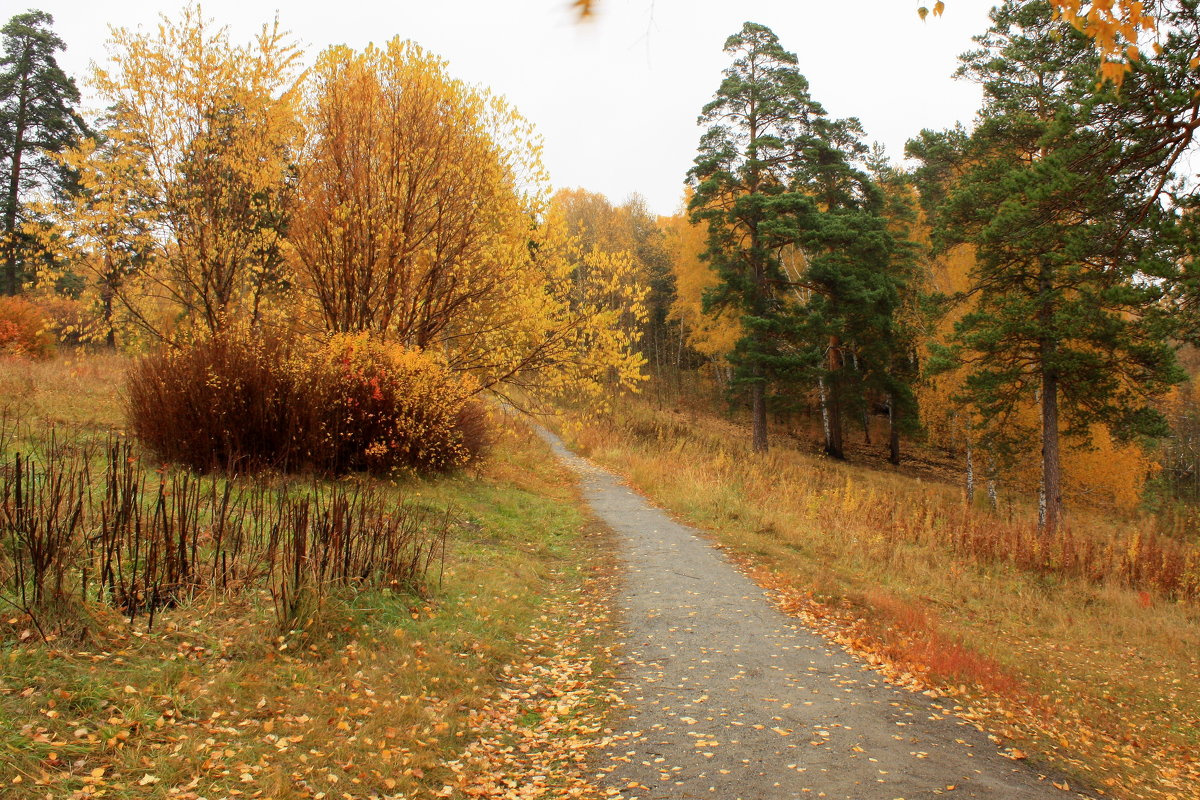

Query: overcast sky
[25,0,997,216]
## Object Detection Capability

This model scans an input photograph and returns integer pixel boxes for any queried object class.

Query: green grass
[0,351,614,799]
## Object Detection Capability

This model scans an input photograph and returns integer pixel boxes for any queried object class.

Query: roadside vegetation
[4,2,1200,798]
[0,353,616,799]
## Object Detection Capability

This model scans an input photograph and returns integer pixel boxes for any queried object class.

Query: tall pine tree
[0,10,86,295]
[691,22,915,458]
[918,1,1186,534]
[688,22,823,452]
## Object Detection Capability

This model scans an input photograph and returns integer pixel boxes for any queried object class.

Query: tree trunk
[3,69,31,296]
[750,374,768,453]
[966,442,975,503]
[887,395,900,465]
[1040,360,1063,536]
[824,339,844,459]
[1038,261,1063,536]
[849,351,871,444]
[818,376,831,447]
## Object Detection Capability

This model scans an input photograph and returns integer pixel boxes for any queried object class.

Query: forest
[1,1,1198,799]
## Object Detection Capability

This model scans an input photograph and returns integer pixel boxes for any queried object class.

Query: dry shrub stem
[0,420,451,637]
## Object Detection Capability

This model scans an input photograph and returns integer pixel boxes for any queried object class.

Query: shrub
[126,328,486,475]
[307,335,482,473]
[126,327,307,472]
[0,296,55,360]
[32,295,89,346]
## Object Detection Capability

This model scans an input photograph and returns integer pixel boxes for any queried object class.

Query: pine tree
[688,22,827,453]
[920,1,1186,534]
[789,125,910,460]
[691,22,914,458]
[0,10,86,295]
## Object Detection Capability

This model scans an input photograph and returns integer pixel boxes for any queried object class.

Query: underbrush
[0,353,615,799]
[0,296,55,360]
[0,418,449,640]
[127,329,488,475]
[564,396,1200,800]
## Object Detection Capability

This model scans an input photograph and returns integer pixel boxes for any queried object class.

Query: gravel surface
[539,429,1095,800]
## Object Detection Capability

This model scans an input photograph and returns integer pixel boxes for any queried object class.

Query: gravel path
[538,429,1094,800]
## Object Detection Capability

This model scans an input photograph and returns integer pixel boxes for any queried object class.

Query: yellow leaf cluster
[923,2,1161,87]
[661,210,740,359]
[81,4,304,336]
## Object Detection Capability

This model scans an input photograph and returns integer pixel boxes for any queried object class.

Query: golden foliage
[285,42,643,410]
[1049,0,1157,86]
[83,4,303,336]
[933,1,1159,86]
[661,211,740,359]
[290,39,545,343]
[548,187,638,255]
[498,212,648,409]
[308,334,485,473]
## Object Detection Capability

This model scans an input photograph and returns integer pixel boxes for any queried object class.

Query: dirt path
[538,430,1094,800]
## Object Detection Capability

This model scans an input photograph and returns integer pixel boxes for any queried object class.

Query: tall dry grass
[576,402,1199,602]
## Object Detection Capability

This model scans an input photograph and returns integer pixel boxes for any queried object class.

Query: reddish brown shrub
[126,329,487,475]
[126,328,307,472]
[0,296,55,360]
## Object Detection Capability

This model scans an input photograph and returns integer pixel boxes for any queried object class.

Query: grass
[0,351,616,799]
[562,394,1200,800]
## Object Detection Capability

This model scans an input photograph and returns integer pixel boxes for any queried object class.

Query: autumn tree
[288,39,645,407]
[0,10,86,295]
[48,125,158,347]
[663,207,741,366]
[78,5,303,337]
[919,1,1187,534]
[548,188,683,372]
[290,40,537,344]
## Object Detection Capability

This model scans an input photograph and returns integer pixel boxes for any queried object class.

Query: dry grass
[564,396,1200,800]
[0,352,616,799]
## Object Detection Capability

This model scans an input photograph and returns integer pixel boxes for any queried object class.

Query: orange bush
[307,334,486,473]
[32,295,90,346]
[0,296,55,360]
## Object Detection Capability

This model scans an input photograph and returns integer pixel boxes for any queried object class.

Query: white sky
[25,0,996,216]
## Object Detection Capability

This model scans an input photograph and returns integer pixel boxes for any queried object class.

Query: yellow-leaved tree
[72,4,303,338]
[500,213,648,410]
[661,209,739,362]
[40,134,159,347]
[289,39,645,408]
[289,39,542,343]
